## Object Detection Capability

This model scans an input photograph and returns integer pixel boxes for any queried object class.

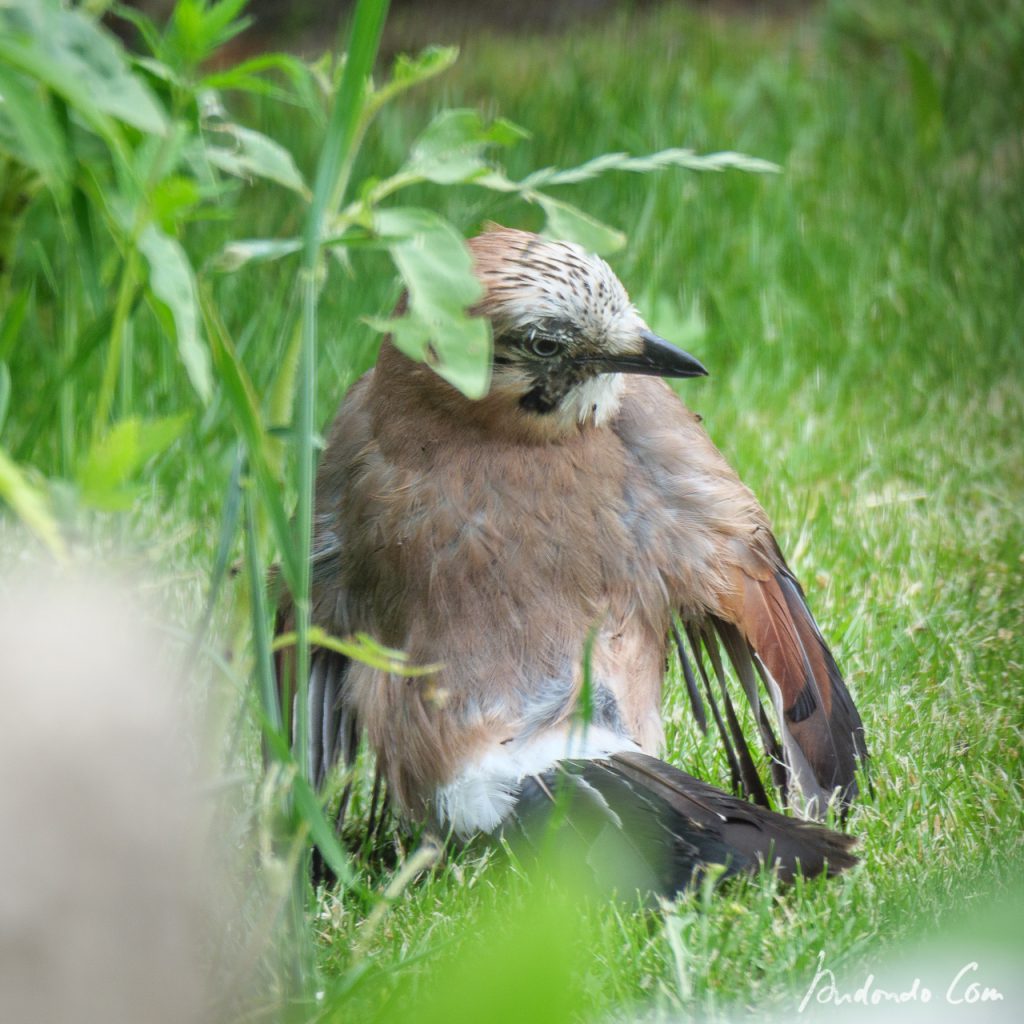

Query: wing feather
[718,563,867,814]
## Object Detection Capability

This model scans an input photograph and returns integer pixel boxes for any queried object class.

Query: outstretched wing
[615,378,868,816]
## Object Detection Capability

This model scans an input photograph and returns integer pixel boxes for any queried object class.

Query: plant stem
[245,473,282,736]
[59,255,76,474]
[92,246,138,444]
[293,0,390,790]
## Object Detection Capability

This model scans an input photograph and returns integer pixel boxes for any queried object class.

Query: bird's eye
[528,336,561,358]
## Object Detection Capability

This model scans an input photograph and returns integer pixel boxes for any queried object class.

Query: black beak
[578,329,708,379]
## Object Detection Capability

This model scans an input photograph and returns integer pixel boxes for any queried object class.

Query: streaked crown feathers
[469,226,645,357]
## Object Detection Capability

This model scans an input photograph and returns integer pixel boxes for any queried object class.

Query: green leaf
[468,168,520,193]
[533,194,627,255]
[0,288,32,363]
[131,55,184,88]
[76,414,189,510]
[162,0,252,72]
[355,45,461,138]
[168,0,251,68]
[0,65,71,197]
[200,287,299,589]
[204,123,308,196]
[149,175,202,232]
[200,52,315,104]
[0,446,67,560]
[259,727,362,897]
[273,627,443,676]
[0,0,167,137]
[216,237,303,272]
[137,223,212,403]
[265,318,303,461]
[522,147,781,189]
[111,3,164,62]
[196,0,251,46]
[404,108,528,186]
[287,759,358,888]
[374,45,460,105]
[370,207,490,399]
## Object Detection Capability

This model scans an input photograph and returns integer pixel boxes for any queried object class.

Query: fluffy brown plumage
[278,226,867,894]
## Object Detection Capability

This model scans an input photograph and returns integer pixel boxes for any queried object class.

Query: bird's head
[466,226,707,433]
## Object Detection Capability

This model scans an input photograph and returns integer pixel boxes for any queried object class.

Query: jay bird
[277,226,867,894]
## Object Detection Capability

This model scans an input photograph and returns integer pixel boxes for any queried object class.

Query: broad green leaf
[150,175,201,232]
[204,123,308,196]
[76,414,188,510]
[469,168,520,193]
[132,56,182,87]
[370,207,490,399]
[0,0,167,136]
[404,108,529,186]
[0,446,67,560]
[138,223,212,403]
[217,237,303,271]
[0,65,70,196]
[534,194,627,255]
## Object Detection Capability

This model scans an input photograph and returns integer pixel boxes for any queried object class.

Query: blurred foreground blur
[0,569,221,1024]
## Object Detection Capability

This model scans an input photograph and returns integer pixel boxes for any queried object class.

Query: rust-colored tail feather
[725,568,867,813]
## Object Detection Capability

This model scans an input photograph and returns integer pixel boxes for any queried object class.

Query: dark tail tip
[505,754,858,899]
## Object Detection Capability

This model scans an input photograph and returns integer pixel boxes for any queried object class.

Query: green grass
[2,1,1023,1021]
